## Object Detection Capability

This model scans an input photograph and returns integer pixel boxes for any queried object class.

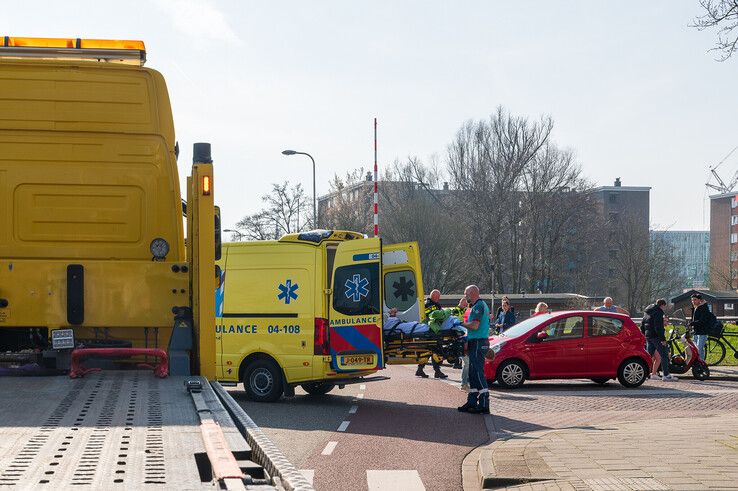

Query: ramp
[0,372,269,489]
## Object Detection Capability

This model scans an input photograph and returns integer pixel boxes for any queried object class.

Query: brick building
[709,192,737,289]
[588,178,651,298]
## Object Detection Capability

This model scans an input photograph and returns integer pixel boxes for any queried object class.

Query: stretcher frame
[382,329,465,365]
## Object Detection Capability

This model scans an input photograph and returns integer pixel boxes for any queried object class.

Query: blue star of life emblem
[277,279,299,305]
[344,274,369,302]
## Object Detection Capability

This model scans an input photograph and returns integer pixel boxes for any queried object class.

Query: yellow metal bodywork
[0,56,188,348]
[216,235,424,386]
[189,163,216,379]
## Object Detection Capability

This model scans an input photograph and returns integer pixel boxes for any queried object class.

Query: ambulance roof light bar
[0,37,146,66]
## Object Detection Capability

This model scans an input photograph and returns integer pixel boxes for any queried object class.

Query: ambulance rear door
[327,237,383,373]
[382,242,424,322]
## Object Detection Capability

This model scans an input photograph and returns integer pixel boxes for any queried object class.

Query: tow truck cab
[216,230,424,401]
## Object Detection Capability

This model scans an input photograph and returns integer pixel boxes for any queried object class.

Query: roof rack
[0,36,146,66]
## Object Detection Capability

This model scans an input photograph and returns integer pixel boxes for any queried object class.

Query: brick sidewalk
[480,414,738,490]
[464,367,738,490]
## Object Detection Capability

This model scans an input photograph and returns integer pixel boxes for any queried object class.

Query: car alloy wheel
[501,363,524,386]
[618,359,648,388]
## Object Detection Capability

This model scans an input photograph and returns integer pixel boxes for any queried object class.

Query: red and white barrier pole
[374,117,379,237]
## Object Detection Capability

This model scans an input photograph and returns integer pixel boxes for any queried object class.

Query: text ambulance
[216,230,423,401]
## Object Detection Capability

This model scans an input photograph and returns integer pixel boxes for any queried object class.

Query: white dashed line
[321,441,338,455]
[337,420,350,432]
[360,384,366,390]
[349,405,358,414]
[356,393,364,399]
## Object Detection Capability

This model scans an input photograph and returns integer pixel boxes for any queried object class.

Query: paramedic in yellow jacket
[416,289,447,379]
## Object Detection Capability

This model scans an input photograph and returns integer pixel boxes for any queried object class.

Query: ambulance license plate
[339,354,375,369]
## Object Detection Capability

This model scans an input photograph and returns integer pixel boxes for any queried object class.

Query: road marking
[349,405,358,414]
[299,469,314,485]
[356,393,364,399]
[367,470,425,490]
[360,384,366,390]
[321,441,338,455]
[337,421,350,432]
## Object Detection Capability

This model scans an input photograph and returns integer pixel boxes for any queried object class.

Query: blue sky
[5,1,738,231]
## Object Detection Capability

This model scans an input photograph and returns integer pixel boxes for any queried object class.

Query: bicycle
[703,330,738,366]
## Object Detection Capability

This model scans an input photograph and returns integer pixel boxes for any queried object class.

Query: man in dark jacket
[689,293,712,360]
[645,299,677,381]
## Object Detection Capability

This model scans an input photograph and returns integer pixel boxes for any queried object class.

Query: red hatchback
[484,311,651,389]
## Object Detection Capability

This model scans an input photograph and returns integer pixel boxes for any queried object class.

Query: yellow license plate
[339,354,375,368]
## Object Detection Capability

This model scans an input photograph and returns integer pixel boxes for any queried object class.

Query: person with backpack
[644,299,678,381]
[689,293,712,360]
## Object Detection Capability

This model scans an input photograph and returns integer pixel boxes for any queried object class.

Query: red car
[484,311,651,388]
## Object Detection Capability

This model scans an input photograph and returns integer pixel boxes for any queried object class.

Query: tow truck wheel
[301,382,335,395]
[243,358,283,402]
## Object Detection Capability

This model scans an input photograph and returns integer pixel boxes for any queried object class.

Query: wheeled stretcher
[382,319,466,365]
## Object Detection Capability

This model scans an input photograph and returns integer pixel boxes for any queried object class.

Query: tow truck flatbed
[0,372,276,489]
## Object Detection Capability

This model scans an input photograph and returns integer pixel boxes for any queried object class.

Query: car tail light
[314,318,330,355]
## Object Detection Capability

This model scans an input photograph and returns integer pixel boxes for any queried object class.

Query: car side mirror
[536,331,548,341]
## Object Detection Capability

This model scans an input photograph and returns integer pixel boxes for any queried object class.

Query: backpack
[640,307,653,335]
[707,318,724,337]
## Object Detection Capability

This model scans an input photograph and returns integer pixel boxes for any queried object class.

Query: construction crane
[706,146,738,194]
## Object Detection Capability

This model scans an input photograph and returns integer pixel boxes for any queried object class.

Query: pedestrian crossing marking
[299,469,314,485]
[367,470,425,490]
[337,420,350,432]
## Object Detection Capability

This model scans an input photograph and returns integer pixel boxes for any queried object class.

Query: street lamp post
[281,150,316,229]
[223,229,244,241]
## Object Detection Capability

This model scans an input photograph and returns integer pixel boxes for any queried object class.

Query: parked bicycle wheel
[704,337,726,366]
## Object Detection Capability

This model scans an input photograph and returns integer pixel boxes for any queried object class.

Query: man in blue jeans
[458,285,491,414]
[645,298,678,381]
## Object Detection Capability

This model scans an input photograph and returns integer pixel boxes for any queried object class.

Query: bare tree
[379,158,467,292]
[446,106,556,293]
[608,215,686,313]
[234,182,310,240]
[693,0,738,60]
[320,169,372,234]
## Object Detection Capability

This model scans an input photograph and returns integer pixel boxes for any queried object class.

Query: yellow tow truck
[0,36,310,490]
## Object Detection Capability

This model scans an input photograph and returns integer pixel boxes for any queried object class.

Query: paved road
[229,364,488,490]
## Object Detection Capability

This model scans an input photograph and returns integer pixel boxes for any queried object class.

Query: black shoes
[434,370,448,379]
[467,406,490,414]
[452,362,463,369]
[415,368,429,378]
[457,402,476,412]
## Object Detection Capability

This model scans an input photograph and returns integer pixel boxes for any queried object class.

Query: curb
[212,381,314,491]
[478,446,555,489]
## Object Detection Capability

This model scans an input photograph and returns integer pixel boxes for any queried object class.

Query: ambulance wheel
[301,382,335,395]
[243,358,283,402]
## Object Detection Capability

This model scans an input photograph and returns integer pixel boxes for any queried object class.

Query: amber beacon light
[202,176,211,196]
[0,36,146,65]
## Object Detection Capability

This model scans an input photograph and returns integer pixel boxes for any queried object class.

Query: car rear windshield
[500,314,553,338]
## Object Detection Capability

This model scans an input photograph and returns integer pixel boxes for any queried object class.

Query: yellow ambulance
[215,230,423,401]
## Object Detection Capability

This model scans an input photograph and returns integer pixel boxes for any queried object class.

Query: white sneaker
[661,374,678,381]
